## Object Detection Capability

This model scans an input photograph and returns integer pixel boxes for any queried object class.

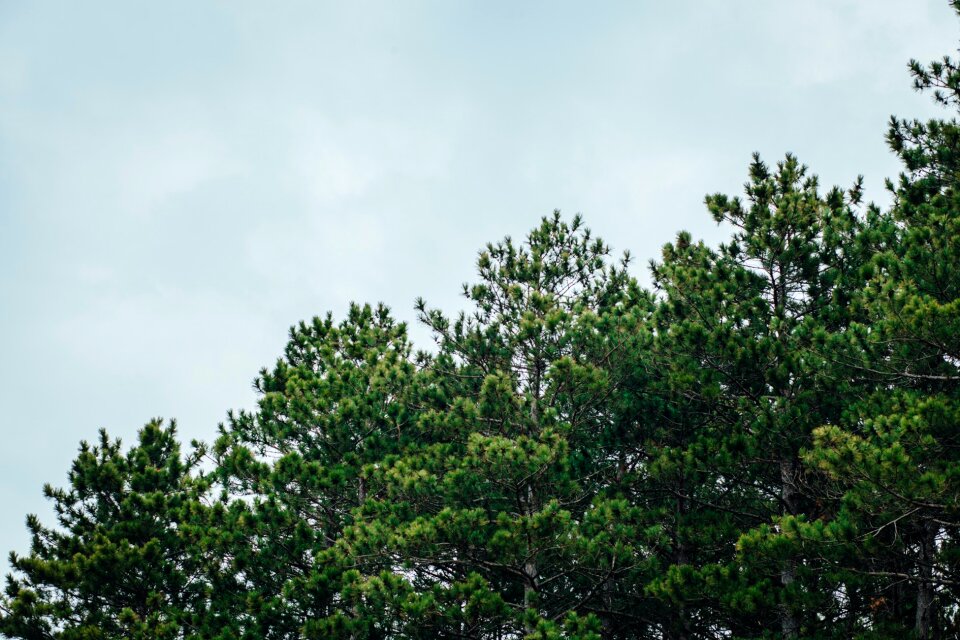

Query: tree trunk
[524,360,542,634]
[669,474,691,640]
[524,483,539,633]
[916,520,937,640]
[780,458,799,639]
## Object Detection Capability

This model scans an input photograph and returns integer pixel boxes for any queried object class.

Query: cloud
[2,0,958,575]
[116,126,239,218]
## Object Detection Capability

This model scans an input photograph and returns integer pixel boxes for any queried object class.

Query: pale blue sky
[1,1,957,568]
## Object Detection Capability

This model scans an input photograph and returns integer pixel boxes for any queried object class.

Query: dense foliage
[4,7,960,639]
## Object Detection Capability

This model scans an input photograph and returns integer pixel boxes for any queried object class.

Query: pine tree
[345,212,651,638]
[802,12,960,635]
[212,303,419,638]
[0,420,221,639]
[647,155,868,638]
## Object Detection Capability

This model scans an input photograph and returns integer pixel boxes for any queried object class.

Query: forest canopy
[4,6,960,640]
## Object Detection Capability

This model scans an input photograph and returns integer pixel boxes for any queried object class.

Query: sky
[1,0,958,571]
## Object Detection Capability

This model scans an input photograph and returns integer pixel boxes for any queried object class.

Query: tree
[212,303,420,638]
[801,15,960,636]
[0,420,221,639]
[345,212,656,638]
[647,154,869,638]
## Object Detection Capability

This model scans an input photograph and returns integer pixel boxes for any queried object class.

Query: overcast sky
[1,1,958,569]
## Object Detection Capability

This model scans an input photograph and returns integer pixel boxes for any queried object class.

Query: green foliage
[0,421,227,639]
[211,303,419,638]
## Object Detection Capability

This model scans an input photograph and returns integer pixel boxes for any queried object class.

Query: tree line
[3,8,960,640]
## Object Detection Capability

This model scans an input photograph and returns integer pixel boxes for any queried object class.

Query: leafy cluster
[4,6,960,639]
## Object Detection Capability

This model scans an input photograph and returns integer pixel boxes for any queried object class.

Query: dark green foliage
[368,212,649,637]
[796,26,960,638]
[5,5,960,638]
[211,303,418,638]
[0,421,225,639]
[645,153,870,638]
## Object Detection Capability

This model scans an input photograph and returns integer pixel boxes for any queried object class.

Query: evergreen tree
[347,212,649,638]
[212,303,419,638]
[647,155,868,638]
[0,421,221,639]
[801,14,960,636]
